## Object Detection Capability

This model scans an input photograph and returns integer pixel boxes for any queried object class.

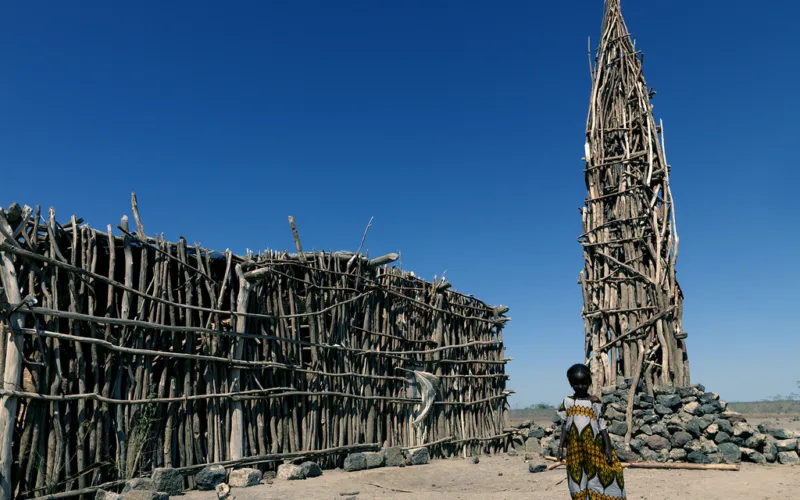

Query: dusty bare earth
[183,454,798,500]
[181,406,799,500]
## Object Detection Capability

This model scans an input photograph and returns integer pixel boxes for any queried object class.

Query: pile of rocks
[516,382,799,466]
[94,446,430,498]
[342,446,430,472]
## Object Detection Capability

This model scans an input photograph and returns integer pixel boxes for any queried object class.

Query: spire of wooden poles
[579,0,689,398]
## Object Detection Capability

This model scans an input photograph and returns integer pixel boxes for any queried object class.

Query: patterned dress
[557,396,627,500]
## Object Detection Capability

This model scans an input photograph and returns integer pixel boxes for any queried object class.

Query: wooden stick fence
[0,195,511,499]
[580,0,689,410]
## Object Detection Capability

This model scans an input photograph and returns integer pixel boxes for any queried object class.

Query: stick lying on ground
[542,456,740,472]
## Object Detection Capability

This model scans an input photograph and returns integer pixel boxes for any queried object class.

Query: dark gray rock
[777,451,800,465]
[671,431,693,448]
[644,435,671,452]
[714,432,731,445]
[195,464,227,490]
[685,420,702,438]
[656,394,682,408]
[229,468,262,488]
[744,448,766,464]
[730,437,745,446]
[301,461,323,478]
[601,394,616,404]
[408,447,430,465]
[718,442,741,464]
[678,386,700,398]
[616,447,640,463]
[639,425,653,436]
[707,453,725,464]
[605,406,624,420]
[528,427,546,439]
[384,447,405,467]
[639,447,662,462]
[507,449,518,457]
[608,421,628,436]
[654,404,673,416]
[344,454,368,472]
[630,437,645,452]
[697,416,715,430]
[669,448,687,461]
[654,386,677,395]
[151,467,183,496]
[715,419,733,436]
[651,423,669,438]
[763,439,778,462]
[642,411,658,424]
[518,420,534,429]
[745,433,766,449]
[767,428,792,440]
[699,392,719,404]
[122,479,155,493]
[363,451,385,469]
[701,401,723,414]
[529,463,546,473]
[666,421,686,434]
[684,440,702,453]
[694,384,706,393]
[687,451,711,464]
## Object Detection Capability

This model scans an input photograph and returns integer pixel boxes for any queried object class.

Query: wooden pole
[228,264,252,460]
[0,211,26,499]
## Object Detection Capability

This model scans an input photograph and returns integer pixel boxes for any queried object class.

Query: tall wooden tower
[579,0,689,395]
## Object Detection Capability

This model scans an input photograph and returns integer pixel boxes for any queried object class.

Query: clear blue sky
[2,0,798,406]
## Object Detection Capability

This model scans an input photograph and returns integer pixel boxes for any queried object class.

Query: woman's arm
[600,428,613,463]
[557,420,568,460]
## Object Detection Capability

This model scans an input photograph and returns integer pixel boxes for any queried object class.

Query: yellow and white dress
[557,396,627,500]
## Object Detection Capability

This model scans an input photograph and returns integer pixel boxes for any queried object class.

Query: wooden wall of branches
[0,197,511,499]
[579,0,689,402]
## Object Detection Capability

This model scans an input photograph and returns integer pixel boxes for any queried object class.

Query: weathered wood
[580,0,686,392]
[0,212,26,499]
[0,197,510,497]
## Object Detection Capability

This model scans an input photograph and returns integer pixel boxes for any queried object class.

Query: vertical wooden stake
[229,264,251,460]
[0,215,25,499]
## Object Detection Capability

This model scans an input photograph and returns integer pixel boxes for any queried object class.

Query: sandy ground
[183,454,799,500]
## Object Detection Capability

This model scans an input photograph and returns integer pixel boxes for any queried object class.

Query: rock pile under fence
[513,381,799,466]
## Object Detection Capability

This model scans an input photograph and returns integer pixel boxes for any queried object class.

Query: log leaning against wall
[0,197,512,499]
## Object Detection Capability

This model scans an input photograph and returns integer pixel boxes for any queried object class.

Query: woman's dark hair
[567,363,591,382]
